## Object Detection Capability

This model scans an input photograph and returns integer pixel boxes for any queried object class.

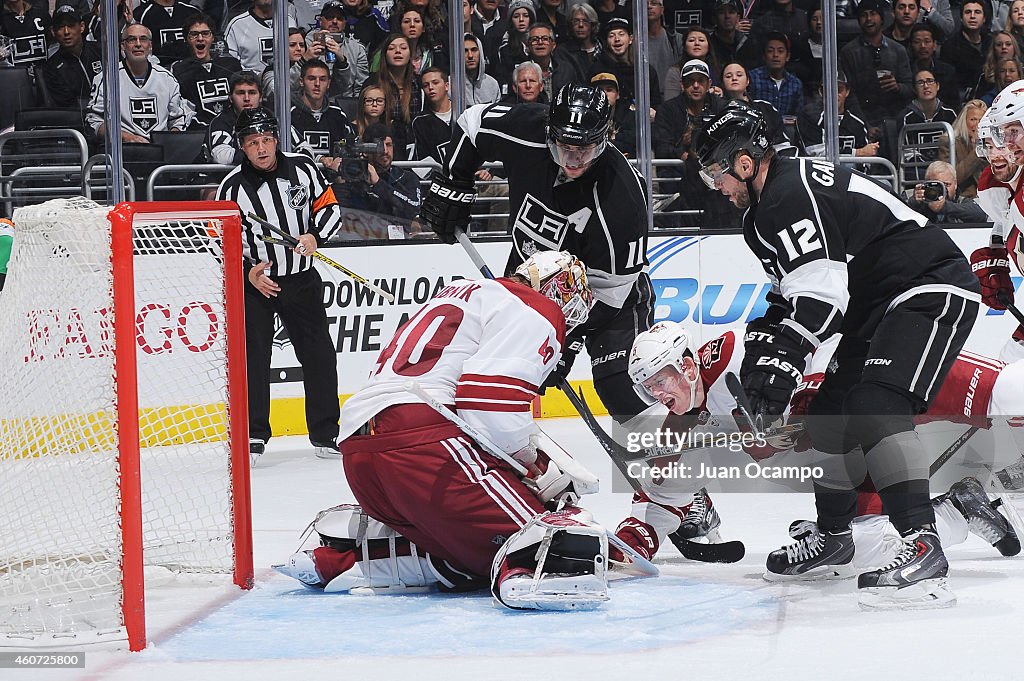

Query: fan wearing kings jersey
[419,83,654,423]
[694,99,980,609]
[275,252,614,611]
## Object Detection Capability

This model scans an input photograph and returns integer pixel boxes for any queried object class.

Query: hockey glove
[785,372,824,453]
[542,336,584,391]
[740,323,812,420]
[971,245,1014,310]
[419,171,477,244]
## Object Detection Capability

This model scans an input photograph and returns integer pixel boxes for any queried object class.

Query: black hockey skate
[763,520,855,581]
[994,456,1024,492]
[943,477,1021,556]
[671,488,721,542]
[858,526,955,610]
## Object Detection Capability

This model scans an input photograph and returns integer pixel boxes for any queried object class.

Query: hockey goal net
[0,199,252,651]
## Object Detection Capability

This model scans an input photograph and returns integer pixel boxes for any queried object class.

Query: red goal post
[0,199,252,651]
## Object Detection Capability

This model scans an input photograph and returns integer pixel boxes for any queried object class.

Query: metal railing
[898,121,956,191]
[0,129,90,214]
[146,164,235,201]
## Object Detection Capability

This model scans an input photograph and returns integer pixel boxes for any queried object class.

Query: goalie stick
[404,380,659,577]
[452,229,744,563]
[247,212,396,303]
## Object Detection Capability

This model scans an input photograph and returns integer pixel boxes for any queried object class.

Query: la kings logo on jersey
[130,97,158,132]
[304,131,331,155]
[197,78,230,117]
[160,27,185,46]
[260,37,273,64]
[513,193,570,251]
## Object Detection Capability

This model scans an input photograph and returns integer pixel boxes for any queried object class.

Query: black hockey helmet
[234,107,279,143]
[547,84,610,174]
[548,84,611,147]
[692,100,770,189]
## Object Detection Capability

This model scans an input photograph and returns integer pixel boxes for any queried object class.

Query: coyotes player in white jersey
[973,91,1024,362]
[614,321,1021,570]
[276,251,618,611]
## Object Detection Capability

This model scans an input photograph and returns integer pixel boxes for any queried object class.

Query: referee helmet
[234,108,279,143]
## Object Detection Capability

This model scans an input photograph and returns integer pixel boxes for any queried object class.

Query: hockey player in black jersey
[694,101,981,609]
[419,83,653,422]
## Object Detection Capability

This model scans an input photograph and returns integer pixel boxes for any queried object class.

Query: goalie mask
[515,250,593,333]
[628,321,700,411]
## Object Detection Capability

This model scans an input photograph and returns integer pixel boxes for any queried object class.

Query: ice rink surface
[39,418,1024,681]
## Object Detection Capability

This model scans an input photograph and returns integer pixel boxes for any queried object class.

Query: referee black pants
[807,290,979,532]
[244,267,340,445]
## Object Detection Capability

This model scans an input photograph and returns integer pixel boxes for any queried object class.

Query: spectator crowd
[0,0,1012,228]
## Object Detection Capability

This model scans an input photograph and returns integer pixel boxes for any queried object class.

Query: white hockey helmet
[627,321,700,406]
[978,107,1016,163]
[988,80,1024,144]
[515,250,593,333]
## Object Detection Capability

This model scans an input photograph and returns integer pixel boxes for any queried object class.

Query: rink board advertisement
[267,227,1022,404]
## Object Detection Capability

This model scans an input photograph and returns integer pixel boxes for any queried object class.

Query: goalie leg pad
[490,508,609,611]
[303,504,454,593]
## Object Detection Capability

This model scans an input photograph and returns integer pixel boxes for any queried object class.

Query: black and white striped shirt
[216,151,343,277]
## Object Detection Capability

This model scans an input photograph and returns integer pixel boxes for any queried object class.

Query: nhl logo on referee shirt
[287,184,309,209]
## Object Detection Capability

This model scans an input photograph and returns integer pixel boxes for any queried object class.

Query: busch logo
[700,337,724,369]
[513,194,570,251]
[129,97,158,132]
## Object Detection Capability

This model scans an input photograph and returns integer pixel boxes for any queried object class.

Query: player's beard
[731,184,750,209]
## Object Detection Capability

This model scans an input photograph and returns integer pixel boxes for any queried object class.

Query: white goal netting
[0,198,249,648]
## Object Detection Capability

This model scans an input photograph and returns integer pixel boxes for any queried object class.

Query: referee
[216,108,342,465]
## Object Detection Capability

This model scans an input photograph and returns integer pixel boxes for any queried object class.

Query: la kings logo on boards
[130,97,158,132]
[513,193,571,253]
[197,78,230,117]
[287,184,310,209]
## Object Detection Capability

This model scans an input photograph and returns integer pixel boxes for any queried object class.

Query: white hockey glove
[512,428,599,505]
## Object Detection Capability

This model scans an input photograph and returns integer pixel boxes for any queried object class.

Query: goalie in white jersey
[614,321,1021,585]
[276,251,616,610]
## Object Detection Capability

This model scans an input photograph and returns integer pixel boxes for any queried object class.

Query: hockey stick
[405,380,529,476]
[247,212,396,303]
[405,380,659,576]
[997,293,1024,327]
[454,228,496,279]
[560,386,746,563]
[725,372,763,437]
[929,425,981,477]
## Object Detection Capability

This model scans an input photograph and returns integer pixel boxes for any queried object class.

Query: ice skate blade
[762,563,857,582]
[858,578,956,611]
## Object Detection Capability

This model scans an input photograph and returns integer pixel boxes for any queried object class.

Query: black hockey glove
[419,171,477,244]
[542,337,585,392]
[739,322,812,420]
